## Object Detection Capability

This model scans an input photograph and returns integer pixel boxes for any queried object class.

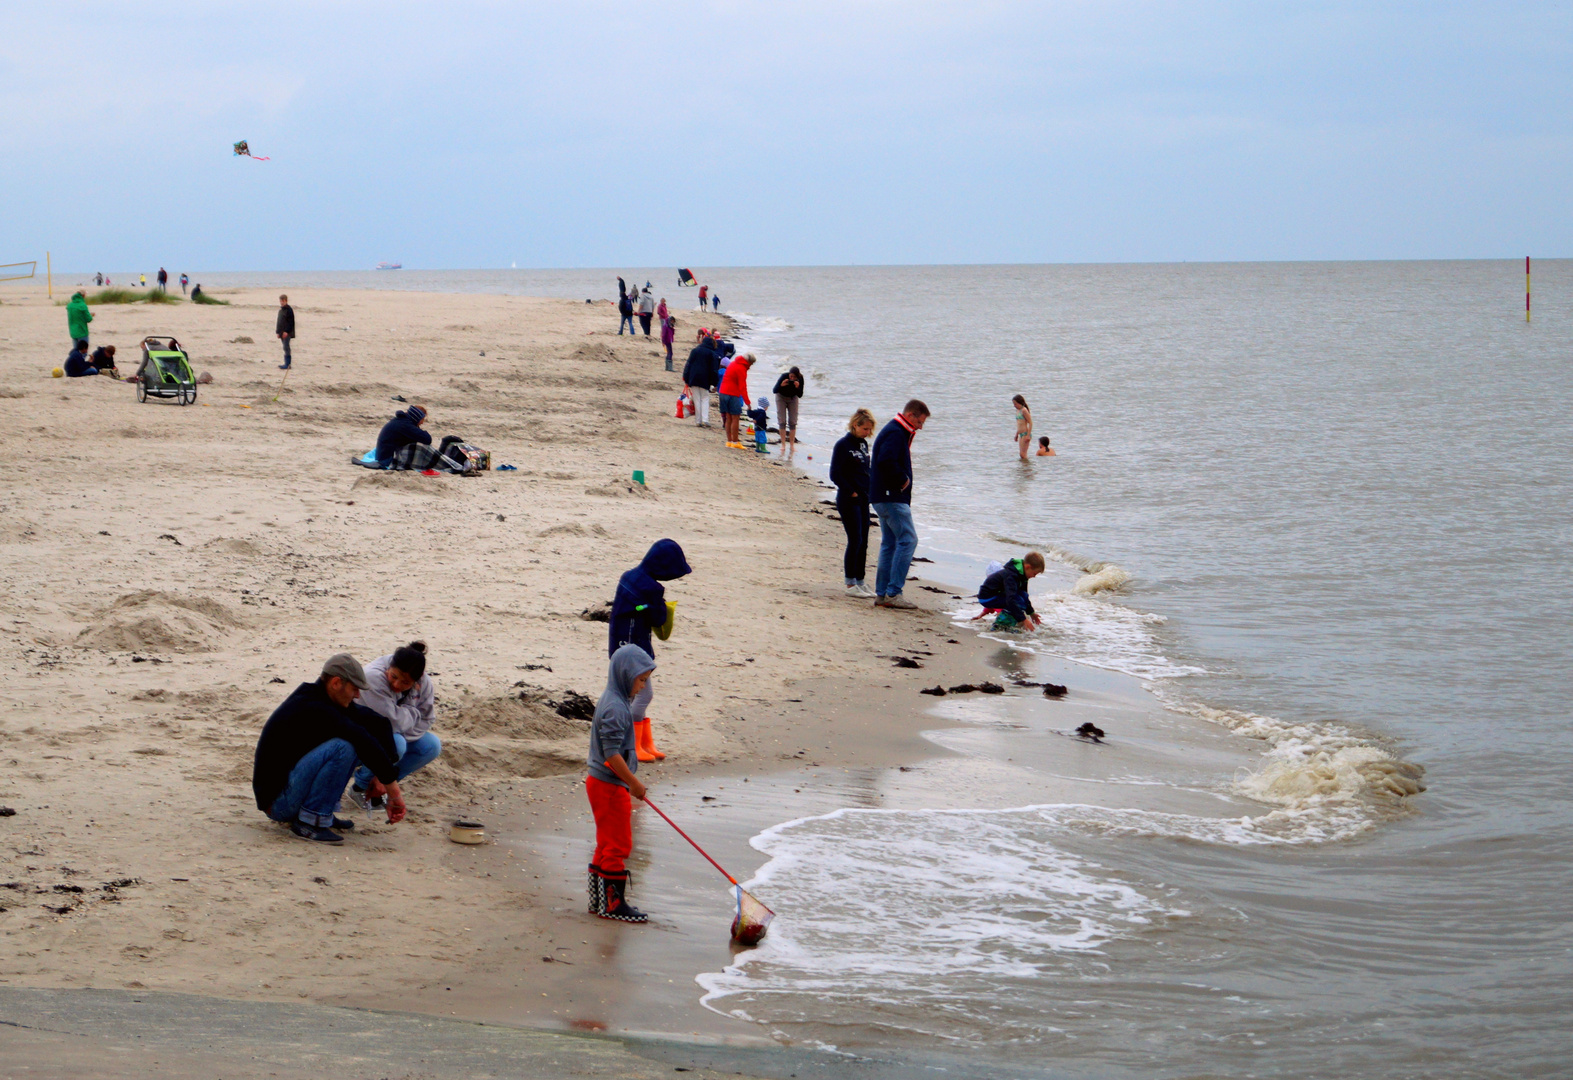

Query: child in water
[586,643,657,923]
[978,552,1045,631]
[1013,394,1033,461]
[1036,436,1055,457]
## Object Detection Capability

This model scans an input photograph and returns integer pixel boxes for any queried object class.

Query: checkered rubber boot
[587,863,605,916]
[598,869,648,923]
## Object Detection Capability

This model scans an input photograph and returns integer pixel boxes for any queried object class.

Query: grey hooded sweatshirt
[358,654,436,740]
[587,644,655,788]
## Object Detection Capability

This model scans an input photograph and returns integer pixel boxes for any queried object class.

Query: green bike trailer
[135,336,197,405]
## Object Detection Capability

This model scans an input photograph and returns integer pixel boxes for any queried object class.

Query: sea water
[196,262,1573,1077]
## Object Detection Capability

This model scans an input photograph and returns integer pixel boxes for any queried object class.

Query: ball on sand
[51,368,63,378]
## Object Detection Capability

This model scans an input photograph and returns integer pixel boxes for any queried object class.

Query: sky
[3,1,1569,271]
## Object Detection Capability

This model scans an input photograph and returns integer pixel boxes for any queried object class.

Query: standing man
[276,294,295,370]
[870,399,931,609]
[65,290,93,346]
[697,283,708,310]
[637,284,656,337]
[618,289,635,335]
[157,267,168,292]
[681,330,720,428]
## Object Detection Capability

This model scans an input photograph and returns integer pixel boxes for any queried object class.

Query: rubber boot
[634,719,658,763]
[599,870,648,923]
[587,863,605,916]
[637,718,666,761]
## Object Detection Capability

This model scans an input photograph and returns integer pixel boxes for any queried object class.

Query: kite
[233,141,270,161]
[678,268,697,287]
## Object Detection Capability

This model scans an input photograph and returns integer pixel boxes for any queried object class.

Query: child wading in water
[587,644,657,923]
[1036,436,1056,456]
[1013,394,1033,461]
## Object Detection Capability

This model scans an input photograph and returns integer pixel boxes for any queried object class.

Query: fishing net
[731,885,775,946]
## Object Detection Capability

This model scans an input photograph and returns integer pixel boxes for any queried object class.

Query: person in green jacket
[66,292,93,345]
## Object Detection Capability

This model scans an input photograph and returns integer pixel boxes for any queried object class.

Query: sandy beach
[0,281,1168,1066]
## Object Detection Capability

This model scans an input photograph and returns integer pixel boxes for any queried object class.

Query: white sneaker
[852,583,877,598]
[880,594,918,610]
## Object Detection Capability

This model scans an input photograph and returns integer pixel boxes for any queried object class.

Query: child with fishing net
[586,644,657,923]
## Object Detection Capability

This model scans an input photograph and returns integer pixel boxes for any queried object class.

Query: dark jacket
[871,416,917,504]
[609,539,691,658]
[618,294,634,317]
[772,372,804,399]
[682,344,720,391]
[374,410,432,463]
[64,347,95,378]
[90,346,116,369]
[276,304,295,338]
[830,433,871,501]
[979,559,1036,622]
[251,681,400,813]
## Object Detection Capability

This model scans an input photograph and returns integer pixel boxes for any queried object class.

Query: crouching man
[252,653,406,844]
[348,641,441,812]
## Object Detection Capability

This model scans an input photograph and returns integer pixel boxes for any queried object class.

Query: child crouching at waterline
[586,644,656,923]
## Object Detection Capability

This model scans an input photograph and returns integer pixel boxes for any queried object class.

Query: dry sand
[0,282,1025,1044]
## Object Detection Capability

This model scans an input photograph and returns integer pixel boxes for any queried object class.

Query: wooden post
[1526,256,1531,322]
[46,251,51,299]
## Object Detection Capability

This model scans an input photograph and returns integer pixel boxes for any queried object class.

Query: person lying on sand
[587,644,657,923]
[347,641,441,813]
[978,552,1045,630]
[1036,436,1055,456]
[374,404,431,465]
[251,653,406,844]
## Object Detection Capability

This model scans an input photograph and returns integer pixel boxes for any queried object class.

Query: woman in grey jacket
[348,642,440,809]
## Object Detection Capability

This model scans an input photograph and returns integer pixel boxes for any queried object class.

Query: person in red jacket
[717,353,755,448]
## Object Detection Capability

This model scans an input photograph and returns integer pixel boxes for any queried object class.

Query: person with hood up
[609,538,690,763]
[681,330,720,427]
[978,552,1045,630]
[638,285,656,337]
[374,404,431,465]
[586,643,657,922]
[66,291,93,346]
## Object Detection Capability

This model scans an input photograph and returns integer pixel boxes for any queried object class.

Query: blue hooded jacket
[374,410,432,463]
[609,539,691,658]
[586,644,656,788]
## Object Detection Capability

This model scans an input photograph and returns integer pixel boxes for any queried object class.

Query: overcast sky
[4,1,1569,271]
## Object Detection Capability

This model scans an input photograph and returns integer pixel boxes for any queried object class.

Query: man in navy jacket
[870,399,930,608]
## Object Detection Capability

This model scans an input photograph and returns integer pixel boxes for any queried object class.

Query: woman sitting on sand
[1013,394,1032,461]
[1036,436,1055,456]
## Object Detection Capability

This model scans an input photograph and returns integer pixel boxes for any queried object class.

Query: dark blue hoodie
[609,539,691,658]
[682,342,720,391]
[374,410,432,463]
[978,558,1036,622]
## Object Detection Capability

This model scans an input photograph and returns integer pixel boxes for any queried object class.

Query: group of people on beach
[89,269,189,294]
[616,278,677,360]
[251,537,690,924]
[678,328,804,458]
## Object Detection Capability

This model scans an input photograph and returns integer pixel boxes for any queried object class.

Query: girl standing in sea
[1013,394,1032,461]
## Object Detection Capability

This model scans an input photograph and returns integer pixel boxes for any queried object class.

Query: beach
[0,281,1165,1067]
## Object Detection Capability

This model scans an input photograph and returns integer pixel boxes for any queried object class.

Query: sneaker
[880,594,919,610]
[346,785,370,811]
[278,364,291,370]
[289,821,344,844]
[331,816,355,831]
[367,795,387,812]
[852,583,877,598]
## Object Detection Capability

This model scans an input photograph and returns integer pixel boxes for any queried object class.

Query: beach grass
[190,291,230,305]
[63,288,186,305]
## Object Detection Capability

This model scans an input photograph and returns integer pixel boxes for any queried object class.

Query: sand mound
[584,480,655,499]
[351,472,458,497]
[204,538,263,556]
[424,690,593,788]
[442,688,592,741]
[536,522,609,538]
[0,388,26,399]
[76,591,247,653]
[570,342,618,363]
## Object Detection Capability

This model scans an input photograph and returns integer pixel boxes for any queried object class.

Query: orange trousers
[586,775,632,873]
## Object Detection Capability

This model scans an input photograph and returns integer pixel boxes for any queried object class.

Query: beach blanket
[353,449,387,469]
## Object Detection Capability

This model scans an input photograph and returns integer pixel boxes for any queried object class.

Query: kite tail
[247,155,271,161]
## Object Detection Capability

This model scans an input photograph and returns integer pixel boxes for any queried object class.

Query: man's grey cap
[320,652,371,690]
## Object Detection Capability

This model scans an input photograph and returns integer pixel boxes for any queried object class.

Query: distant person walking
[697,284,708,310]
[179,273,188,295]
[1013,394,1032,461]
[65,291,93,345]
[276,294,295,370]
[638,286,656,337]
[157,267,168,292]
[618,289,636,335]
[871,399,931,609]
[94,272,103,287]
[772,366,805,459]
[139,273,146,288]
[711,292,719,312]
[831,408,877,597]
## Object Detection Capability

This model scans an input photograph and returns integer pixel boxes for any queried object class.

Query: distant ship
[375,262,402,270]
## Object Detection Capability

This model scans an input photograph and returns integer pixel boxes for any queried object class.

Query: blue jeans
[280,335,292,366]
[268,738,357,827]
[619,314,635,335]
[872,502,918,597]
[353,731,442,788]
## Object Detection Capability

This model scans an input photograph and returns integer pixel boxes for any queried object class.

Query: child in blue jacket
[978,552,1045,630]
[609,539,691,761]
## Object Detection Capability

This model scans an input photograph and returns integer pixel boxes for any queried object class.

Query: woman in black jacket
[830,408,877,597]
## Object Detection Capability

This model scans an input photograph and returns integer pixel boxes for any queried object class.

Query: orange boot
[634,719,658,763]
[635,718,666,761]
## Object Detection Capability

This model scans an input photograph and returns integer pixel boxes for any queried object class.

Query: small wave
[1150,689,1427,810]
[957,594,1206,681]
[727,311,793,333]
[1072,565,1131,594]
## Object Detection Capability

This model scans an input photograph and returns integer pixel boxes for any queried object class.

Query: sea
[194,262,1572,1078]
